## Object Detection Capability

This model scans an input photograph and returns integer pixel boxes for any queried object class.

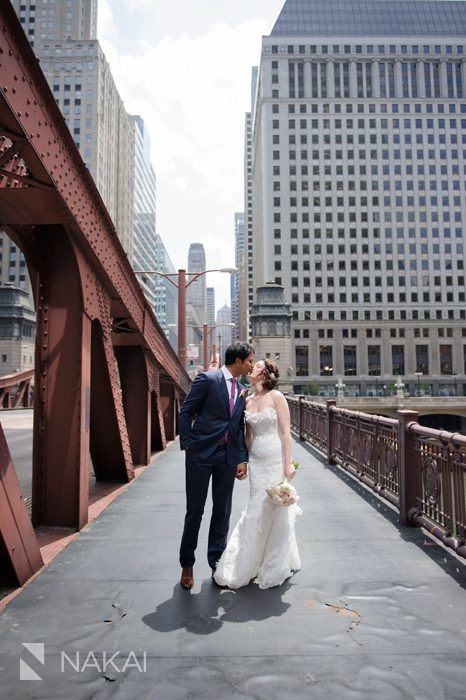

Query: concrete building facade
[206,287,216,328]
[131,115,157,309]
[252,0,466,397]
[232,212,244,340]
[240,67,258,343]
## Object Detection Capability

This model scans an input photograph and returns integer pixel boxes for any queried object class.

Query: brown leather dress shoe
[180,566,194,590]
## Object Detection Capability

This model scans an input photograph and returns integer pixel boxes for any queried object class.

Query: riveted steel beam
[0,3,189,395]
[0,5,190,541]
[0,423,43,584]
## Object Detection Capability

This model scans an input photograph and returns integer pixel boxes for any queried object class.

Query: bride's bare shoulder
[271,389,287,407]
[271,388,285,399]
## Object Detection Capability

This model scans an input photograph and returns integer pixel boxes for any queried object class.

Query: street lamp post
[414,371,423,397]
[134,267,236,369]
[202,323,209,370]
[178,269,187,369]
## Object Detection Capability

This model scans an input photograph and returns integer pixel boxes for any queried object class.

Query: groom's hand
[236,463,248,480]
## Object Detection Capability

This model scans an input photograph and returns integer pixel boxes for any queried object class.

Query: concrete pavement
[0,436,466,698]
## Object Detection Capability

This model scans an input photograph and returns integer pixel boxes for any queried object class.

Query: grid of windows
[254,6,466,389]
[278,59,465,100]
[267,98,466,319]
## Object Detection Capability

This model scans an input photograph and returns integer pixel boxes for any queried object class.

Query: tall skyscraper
[10,0,176,332]
[131,115,157,309]
[187,243,207,324]
[252,0,466,397]
[206,287,216,327]
[232,212,245,339]
[206,286,216,360]
[240,67,258,342]
[216,304,232,362]
[153,234,178,351]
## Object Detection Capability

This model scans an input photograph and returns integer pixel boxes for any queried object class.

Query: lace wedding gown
[214,406,301,589]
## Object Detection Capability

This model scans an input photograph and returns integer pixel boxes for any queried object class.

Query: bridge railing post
[397,409,419,526]
[327,399,337,464]
[298,395,304,440]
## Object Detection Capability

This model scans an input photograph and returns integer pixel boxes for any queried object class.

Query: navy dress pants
[179,445,237,569]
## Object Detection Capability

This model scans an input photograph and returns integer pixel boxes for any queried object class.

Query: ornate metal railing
[288,397,466,560]
[331,406,399,507]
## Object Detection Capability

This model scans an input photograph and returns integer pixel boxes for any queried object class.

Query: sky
[97,0,286,312]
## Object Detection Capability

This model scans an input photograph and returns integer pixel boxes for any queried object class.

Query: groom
[178,340,254,589]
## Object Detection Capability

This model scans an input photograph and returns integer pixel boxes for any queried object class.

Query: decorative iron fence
[288,397,466,560]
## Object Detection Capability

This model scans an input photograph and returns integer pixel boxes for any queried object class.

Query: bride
[213,358,301,589]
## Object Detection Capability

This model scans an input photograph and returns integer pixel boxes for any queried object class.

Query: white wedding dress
[214,406,301,589]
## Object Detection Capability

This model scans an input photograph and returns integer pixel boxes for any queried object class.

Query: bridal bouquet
[266,481,300,507]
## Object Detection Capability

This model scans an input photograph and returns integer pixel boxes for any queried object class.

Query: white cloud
[97,1,281,309]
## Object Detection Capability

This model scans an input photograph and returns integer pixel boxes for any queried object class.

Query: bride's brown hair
[261,359,279,390]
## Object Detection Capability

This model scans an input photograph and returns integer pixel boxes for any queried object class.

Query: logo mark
[20,642,45,681]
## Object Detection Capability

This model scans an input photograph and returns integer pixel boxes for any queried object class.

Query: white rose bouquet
[266,481,300,507]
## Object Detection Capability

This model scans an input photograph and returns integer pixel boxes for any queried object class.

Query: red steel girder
[0,5,187,543]
[0,2,189,395]
[0,422,43,584]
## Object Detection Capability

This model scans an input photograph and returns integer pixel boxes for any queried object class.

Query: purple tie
[229,378,237,415]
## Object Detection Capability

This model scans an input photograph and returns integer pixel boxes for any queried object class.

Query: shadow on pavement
[143,578,293,635]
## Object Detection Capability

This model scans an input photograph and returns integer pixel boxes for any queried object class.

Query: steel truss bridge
[0,3,189,586]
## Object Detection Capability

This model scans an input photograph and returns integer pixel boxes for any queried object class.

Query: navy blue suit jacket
[179,369,248,468]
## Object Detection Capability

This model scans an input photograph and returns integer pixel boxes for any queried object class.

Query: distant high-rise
[206,287,216,327]
[153,234,178,352]
[187,243,207,324]
[216,304,232,362]
[240,67,258,342]
[206,286,216,359]
[131,116,157,309]
[252,0,466,397]
[232,213,244,340]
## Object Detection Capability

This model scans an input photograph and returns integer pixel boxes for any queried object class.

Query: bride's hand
[285,463,296,480]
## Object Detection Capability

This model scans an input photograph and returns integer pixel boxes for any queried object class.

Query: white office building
[252,0,466,397]
[232,212,245,340]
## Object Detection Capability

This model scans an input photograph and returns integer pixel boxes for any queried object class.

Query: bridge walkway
[0,437,465,698]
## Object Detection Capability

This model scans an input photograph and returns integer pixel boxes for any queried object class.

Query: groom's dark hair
[224,341,254,365]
